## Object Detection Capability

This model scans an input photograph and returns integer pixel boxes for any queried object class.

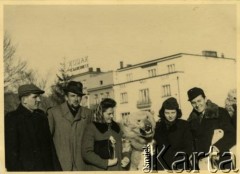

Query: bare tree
[4,33,46,112]
[3,33,36,92]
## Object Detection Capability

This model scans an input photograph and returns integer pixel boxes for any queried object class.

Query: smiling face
[103,107,114,123]
[164,109,177,122]
[190,95,207,113]
[65,92,82,108]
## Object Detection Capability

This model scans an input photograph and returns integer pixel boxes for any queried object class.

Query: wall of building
[179,55,236,119]
[70,53,236,122]
[114,54,236,122]
[87,71,115,110]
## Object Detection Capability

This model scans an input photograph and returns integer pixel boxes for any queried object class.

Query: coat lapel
[74,107,87,122]
[60,102,74,124]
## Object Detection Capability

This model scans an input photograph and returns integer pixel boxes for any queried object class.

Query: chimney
[89,67,93,72]
[96,68,101,72]
[120,61,124,69]
[202,50,218,58]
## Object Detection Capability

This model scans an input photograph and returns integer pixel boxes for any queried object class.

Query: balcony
[137,99,152,109]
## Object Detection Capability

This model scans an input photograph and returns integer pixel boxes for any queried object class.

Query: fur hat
[162,97,179,110]
[187,87,205,101]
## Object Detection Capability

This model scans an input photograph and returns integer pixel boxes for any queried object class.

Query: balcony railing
[136,99,152,109]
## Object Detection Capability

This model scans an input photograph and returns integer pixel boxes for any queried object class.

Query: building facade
[113,52,236,122]
[87,71,115,110]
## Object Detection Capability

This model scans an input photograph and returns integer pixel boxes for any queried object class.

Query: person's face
[65,92,82,108]
[190,95,207,113]
[103,107,114,123]
[22,93,41,112]
[164,109,177,122]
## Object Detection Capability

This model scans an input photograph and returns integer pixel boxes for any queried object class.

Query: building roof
[117,52,235,72]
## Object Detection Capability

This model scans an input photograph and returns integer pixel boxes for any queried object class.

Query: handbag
[94,139,114,159]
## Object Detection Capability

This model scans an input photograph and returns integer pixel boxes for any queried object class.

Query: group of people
[4,80,236,171]
[154,87,236,170]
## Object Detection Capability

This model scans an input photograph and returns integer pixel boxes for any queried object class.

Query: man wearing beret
[47,81,93,171]
[4,84,62,171]
[187,87,236,170]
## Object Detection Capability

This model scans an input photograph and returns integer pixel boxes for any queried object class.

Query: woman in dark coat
[82,98,130,171]
[154,97,193,171]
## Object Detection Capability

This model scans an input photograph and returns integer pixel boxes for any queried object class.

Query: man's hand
[121,157,130,167]
[108,158,118,166]
[210,146,220,161]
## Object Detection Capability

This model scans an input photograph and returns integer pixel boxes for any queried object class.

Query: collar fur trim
[93,121,120,134]
[188,100,219,121]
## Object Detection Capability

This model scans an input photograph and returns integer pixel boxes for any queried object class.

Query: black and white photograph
[1,1,238,173]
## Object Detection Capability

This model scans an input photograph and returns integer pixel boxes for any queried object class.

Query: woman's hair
[159,107,182,120]
[93,98,117,123]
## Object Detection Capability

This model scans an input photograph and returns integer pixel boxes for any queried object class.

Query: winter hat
[162,97,179,110]
[187,87,205,101]
[18,84,44,98]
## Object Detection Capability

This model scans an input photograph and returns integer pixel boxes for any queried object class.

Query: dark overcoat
[5,104,61,171]
[154,119,193,170]
[82,121,125,171]
[187,100,236,169]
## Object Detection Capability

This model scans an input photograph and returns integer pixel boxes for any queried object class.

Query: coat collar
[188,100,219,121]
[17,104,43,117]
[93,121,120,134]
[157,118,178,132]
[60,102,85,123]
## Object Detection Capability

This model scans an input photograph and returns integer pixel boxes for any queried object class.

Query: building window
[148,68,156,77]
[162,84,171,97]
[126,73,133,82]
[100,80,103,85]
[139,88,150,103]
[120,92,128,103]
[121,112,130,117]
[168,64,175,73]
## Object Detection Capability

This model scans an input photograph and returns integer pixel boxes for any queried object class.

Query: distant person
[82,98,130,171]
[5,84,61,171]
[187,87,236,170]
[225,89,237,129]
[154,97,192,170]
[47,81,93,171]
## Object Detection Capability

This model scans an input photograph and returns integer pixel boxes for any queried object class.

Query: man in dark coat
[5,84,62,171]
[187,87,236,170]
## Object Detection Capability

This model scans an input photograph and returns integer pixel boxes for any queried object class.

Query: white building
[114,51,236,122]
[87,71,115,110]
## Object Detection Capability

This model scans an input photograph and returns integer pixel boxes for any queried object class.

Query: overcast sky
[4,4,236,91]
